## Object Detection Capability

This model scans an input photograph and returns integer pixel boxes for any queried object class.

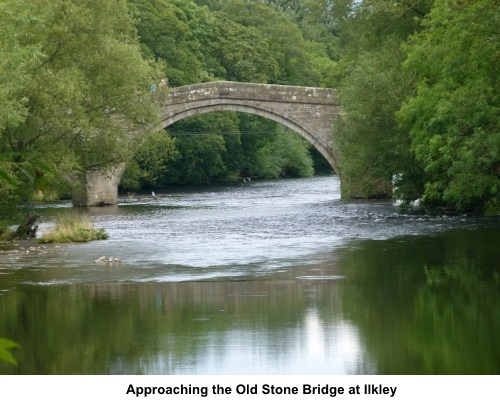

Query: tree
[329,0,433,199]
[334,39,420,198]
[127,0,218,86]
[215,0,323,85]
[0,0,44,203]
[253,126,315,178]
[160,113,241,185]
[0,0,159,204]
[398,0,500,213]
[0,1,43,133]
[125,0,321,186]
[120,131,179,190]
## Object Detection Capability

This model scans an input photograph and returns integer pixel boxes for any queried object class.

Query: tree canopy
[0,0,160,204]
[330,0,498,213]
[398,0,500,213]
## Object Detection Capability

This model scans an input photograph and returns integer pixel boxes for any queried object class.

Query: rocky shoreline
[0,242,121,264]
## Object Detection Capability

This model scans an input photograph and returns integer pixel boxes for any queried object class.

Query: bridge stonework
[158,81,340,170]
[73,81,341,206]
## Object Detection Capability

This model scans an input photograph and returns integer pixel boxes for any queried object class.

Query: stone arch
[154,101,338,172]
[157,81,341,173]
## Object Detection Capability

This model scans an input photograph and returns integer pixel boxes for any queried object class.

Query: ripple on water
[295,275,345,281]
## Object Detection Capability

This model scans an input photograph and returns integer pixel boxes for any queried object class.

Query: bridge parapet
[164,81,338,106]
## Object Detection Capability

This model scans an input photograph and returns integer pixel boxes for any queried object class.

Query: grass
[37,211,108,243]
[0,225,13,241]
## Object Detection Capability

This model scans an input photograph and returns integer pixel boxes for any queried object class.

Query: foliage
[213,0,317,85]
[121,131,178,189]
[123,0,323,186]
[252,127,314,178]
[4,0,494,213]
[0,0,160,205]
[37,211,108,243]
[0,338,19,366]
[329,0,498,212]
[165,134,227,185]
[0,0,332,196]
[210,19,280,83]
[331,0,433,198]
[127,0,215,85]
[0,223,10,241]
[398,0,500,213]
[334,39,417,198]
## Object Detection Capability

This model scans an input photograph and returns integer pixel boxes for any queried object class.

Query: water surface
[0,175,498,374]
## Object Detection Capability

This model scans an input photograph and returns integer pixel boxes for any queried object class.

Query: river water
[0,175,499,374]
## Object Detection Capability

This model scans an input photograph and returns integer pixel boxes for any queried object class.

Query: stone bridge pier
[72,164,126,207]
[73,81,342,206]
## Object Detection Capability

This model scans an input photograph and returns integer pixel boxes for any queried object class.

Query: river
[0,174,499,374]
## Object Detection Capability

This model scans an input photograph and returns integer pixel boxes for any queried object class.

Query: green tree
[330,0,433,199]
[0,0,44,203]
[127,0,219,86]
[166,135,227,185]
[210,19,280,83]
[334,39,421,198]
[127,0,329,186]
[121,131,178,190]
[0,0,159,204]
[398,0,500,213]
[163,113,241,184]
[253,126,315,178]
[215,0,322,85]
[0,1,38,133]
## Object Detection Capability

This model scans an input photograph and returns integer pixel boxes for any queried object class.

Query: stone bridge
[74,81,341,206]
[157,81,340,169]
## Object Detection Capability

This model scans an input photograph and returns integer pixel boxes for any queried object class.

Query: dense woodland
[0,0,498,213]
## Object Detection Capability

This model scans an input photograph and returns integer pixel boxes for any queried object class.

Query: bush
[38,211,108,243]
[0,223,14,241]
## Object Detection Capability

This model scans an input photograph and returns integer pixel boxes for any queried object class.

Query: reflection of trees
[0,280,352,374]
[337,227,500,374]
[0,285,150,374]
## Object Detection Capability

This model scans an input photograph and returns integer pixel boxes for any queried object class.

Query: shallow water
[0,175,499,374]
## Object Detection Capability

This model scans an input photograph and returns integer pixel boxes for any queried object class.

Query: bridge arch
[155,102,336,171]
[156,81,341,173]
[73,81,342,206]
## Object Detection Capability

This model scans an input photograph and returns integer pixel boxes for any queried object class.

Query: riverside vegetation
[0,212,107,243]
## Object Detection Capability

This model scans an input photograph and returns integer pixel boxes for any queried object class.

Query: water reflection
[0,280,373,374]
[336,228,500,374]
